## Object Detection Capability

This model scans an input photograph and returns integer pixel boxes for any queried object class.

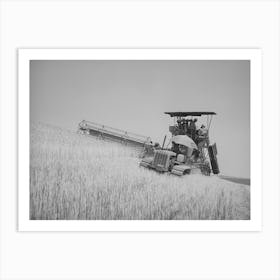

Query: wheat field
[30,123,250,220]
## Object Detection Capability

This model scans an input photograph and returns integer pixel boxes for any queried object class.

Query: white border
[18,49,262,232]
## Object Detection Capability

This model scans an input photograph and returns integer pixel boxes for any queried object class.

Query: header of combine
[78,120,151,148]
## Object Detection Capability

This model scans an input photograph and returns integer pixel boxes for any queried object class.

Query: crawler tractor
[140,112,219,176]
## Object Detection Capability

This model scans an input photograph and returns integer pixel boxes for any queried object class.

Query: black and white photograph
[3,1,280,279]
[28,55,251,221]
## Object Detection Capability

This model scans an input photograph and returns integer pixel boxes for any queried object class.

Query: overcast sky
[30,60,250,178]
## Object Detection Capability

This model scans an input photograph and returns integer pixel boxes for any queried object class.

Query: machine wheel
[200,163,211,176]
[183,169,191,175]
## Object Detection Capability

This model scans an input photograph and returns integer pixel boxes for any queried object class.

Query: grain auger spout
[78,120,152,149]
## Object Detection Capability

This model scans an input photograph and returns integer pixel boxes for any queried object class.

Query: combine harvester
[140,112,220,176]
[78,111,220,177]
[78,120,153,153]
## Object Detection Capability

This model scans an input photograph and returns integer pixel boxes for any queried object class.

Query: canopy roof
[165,112,216,117]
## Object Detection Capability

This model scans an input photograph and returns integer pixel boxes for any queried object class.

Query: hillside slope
[30,123,250,220]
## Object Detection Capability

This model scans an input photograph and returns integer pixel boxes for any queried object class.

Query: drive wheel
[183,169,191,175]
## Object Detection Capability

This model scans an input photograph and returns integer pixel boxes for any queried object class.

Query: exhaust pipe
[162,135,167,149]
